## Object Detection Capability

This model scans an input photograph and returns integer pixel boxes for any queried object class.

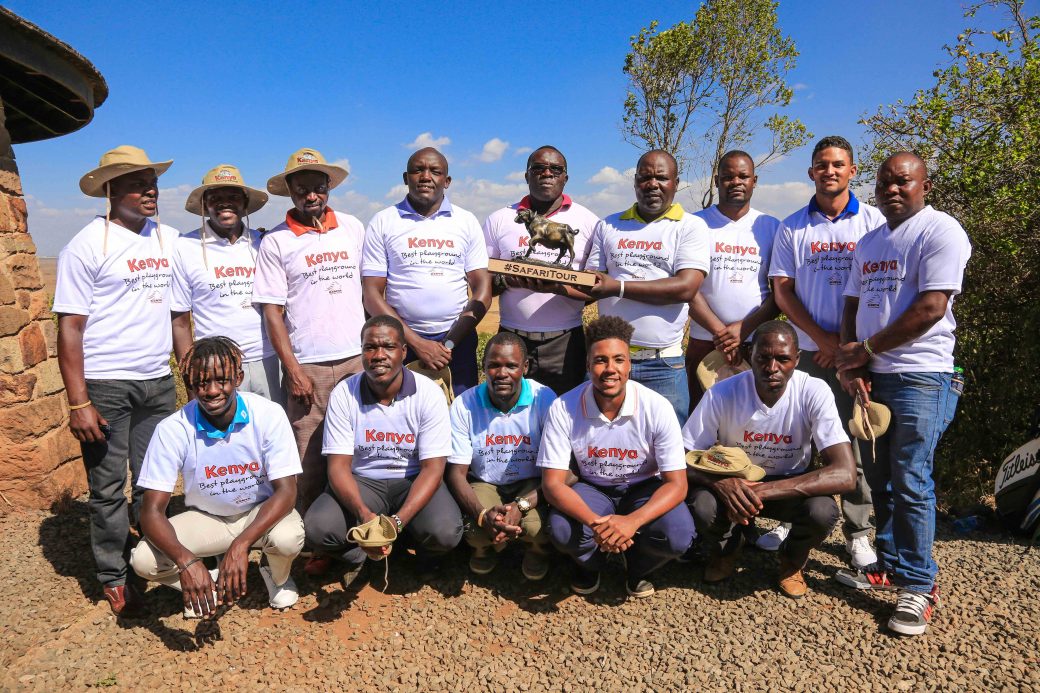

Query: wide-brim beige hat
[686,445,767,481]
[406,360,454,405]
[696,350,752,391]
[184,164,268,216]
[849,400,892,441]
[79,145,173,197]
[266,147,348,197]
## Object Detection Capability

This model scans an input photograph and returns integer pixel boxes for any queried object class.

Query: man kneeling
[131,337,304,617]
[446,332,557,579]
[682,321,856,598]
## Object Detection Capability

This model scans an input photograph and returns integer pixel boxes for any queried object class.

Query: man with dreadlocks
[55,145,180,617]
[131,337,305,618]
[172,165,282,402]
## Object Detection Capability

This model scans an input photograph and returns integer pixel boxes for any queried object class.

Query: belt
[629,343,684,360]
[502,326,572,341]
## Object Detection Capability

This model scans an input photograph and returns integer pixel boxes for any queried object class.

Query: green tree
[861,0,1040,504]
[622,0,811,207]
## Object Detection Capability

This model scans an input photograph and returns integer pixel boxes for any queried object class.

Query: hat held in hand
[348,515,398,558]
[686,445,766,481]
[849,399,891,441]
[696,350,751,391]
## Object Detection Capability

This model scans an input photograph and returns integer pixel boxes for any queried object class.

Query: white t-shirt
[138,392,302,516]
[483,197,599,331]
[537,380,687,486]
[843,205,971,373]
[771,196,886,350]
[53,216,177,379]
[689,206,780,341]
[585,206,711,348]
[171,227,273,362]
[322,369,452,480]
[362,198,488,335]
[448,378,556,485]
[682,370,848,476]
[251,209,365,364]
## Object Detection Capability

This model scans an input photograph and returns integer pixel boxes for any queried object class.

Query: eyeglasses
[528,164,566,176]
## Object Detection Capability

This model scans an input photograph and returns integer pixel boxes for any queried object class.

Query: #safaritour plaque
[488,209,599,288]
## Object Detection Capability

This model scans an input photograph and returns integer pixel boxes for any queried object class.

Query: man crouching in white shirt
[682,321,856,598]
[131,337,304,617]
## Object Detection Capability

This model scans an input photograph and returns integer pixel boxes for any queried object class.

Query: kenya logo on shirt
[127,257,169,272]
[365,430,416,444]
[407,237,455,249]
[214,265,254,279]
[810,241,856,254]
[617,239,662,251]
[743,431,793,444]
[714,242,758,256]
[485,433,532,447]
[862,259,899,274]
[204,461,261,479]
[587,446,640,460]
[305,250,351,267]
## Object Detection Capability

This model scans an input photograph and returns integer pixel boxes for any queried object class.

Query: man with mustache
[362,148,491,396]
[835,152,971,636]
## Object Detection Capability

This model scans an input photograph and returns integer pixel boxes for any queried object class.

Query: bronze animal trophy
[514,208,579,266]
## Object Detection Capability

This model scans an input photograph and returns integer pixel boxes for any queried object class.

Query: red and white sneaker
[834,563,898,591]
[888,586,940,636]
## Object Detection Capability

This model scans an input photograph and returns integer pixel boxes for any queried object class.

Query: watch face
[444,339,455,350]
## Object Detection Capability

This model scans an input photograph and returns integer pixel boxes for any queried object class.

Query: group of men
[54,136,969,636]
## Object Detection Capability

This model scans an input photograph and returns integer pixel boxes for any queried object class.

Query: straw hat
[184,164,268,216]
[266,148,348,197]
[849,400,892,441]
[696,349,752,391]
[406,360,454,405]
[79,145,172,197]
[686,445,766,481]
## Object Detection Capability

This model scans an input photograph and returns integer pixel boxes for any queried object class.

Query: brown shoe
[103,584,145,617]
[703,545,743,583]
[777,557,808,599]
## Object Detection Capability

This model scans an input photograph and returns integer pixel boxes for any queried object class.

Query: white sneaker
[756,523,790,552]
[259,565,299,610]
[182,569,219,619]
[846,535,879,570]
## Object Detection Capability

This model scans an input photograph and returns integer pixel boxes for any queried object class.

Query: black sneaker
[888,587,939,636]
[834,562,898,591]
[625,576,655,598]
[570,567,601,595]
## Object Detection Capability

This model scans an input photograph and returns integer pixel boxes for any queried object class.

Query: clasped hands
[481,503,524,544]
[589,514,641,553]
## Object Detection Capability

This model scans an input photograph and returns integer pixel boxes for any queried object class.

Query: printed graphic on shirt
[194,458,270,508]
[123,254,172,301]
[300,248,357,294]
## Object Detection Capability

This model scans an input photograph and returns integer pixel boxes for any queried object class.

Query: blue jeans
[629,355,689,424]
[864,371,961,593]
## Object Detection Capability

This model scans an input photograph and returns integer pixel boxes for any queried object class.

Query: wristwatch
[514,496,532,516]
[444,339,455,350]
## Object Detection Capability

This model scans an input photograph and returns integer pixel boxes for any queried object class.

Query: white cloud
[329,158,351,174]
[475,138,509,163]
[447,178,528,220]
[404,132,451,150]
[384,183,408,200]
[505,170,527,182]
[513,147,533,157]
[792,83,809,91]
[748,181,814,219]
[588,166,628,186]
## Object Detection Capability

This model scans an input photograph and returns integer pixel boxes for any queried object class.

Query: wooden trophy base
[488,258,598,287]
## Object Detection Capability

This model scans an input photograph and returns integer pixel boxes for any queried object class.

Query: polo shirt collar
[808,192,861,221]
[516,194,572,218]
[396,195,453,219]
[195,393,249,439]
[478,378,534,413]
[580,380,638,421]
[359,367,418,405]
[285,207,339,236]
[619,203,684,223]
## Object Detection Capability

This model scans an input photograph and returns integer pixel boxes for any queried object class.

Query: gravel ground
[0,499,1037,692]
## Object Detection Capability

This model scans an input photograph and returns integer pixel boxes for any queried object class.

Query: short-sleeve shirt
[483,196,599,332]
[448,378,556,485]
[682,370,848,476]
[322,369,452,480]
[53,216,177,379]
[585,204,711,348]
[771,195,886,351]
[251,208,365,364]
[690,206,781,341]
[138,392,302,516]
[362,198,488,335]
[171,227,273,362]
[842,205,971,373]
[537,380,687,486]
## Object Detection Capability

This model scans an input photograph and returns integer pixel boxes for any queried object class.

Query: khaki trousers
[465,478,550,552]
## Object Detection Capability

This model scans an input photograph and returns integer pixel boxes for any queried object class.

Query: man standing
[173,164,282,401]
[585,150,710,423]
[835,152,970,636]
[538,316,695,598]
[55,145,179,616]
[252,148,364,513]
[446,332,557,579]
[682,321,856,598]
[362,148,491,395]
[688,151,781,409]
[131,338,304,617]
[483,146,599,395]
[304,316,463,586]
[770,136,886,566]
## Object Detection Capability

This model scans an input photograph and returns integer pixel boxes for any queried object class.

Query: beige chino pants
[466,479,550,552]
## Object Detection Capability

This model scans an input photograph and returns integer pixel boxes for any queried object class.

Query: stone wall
[0,99,84,513]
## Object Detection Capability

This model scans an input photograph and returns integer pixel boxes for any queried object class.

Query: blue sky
[5,0,1005,256]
